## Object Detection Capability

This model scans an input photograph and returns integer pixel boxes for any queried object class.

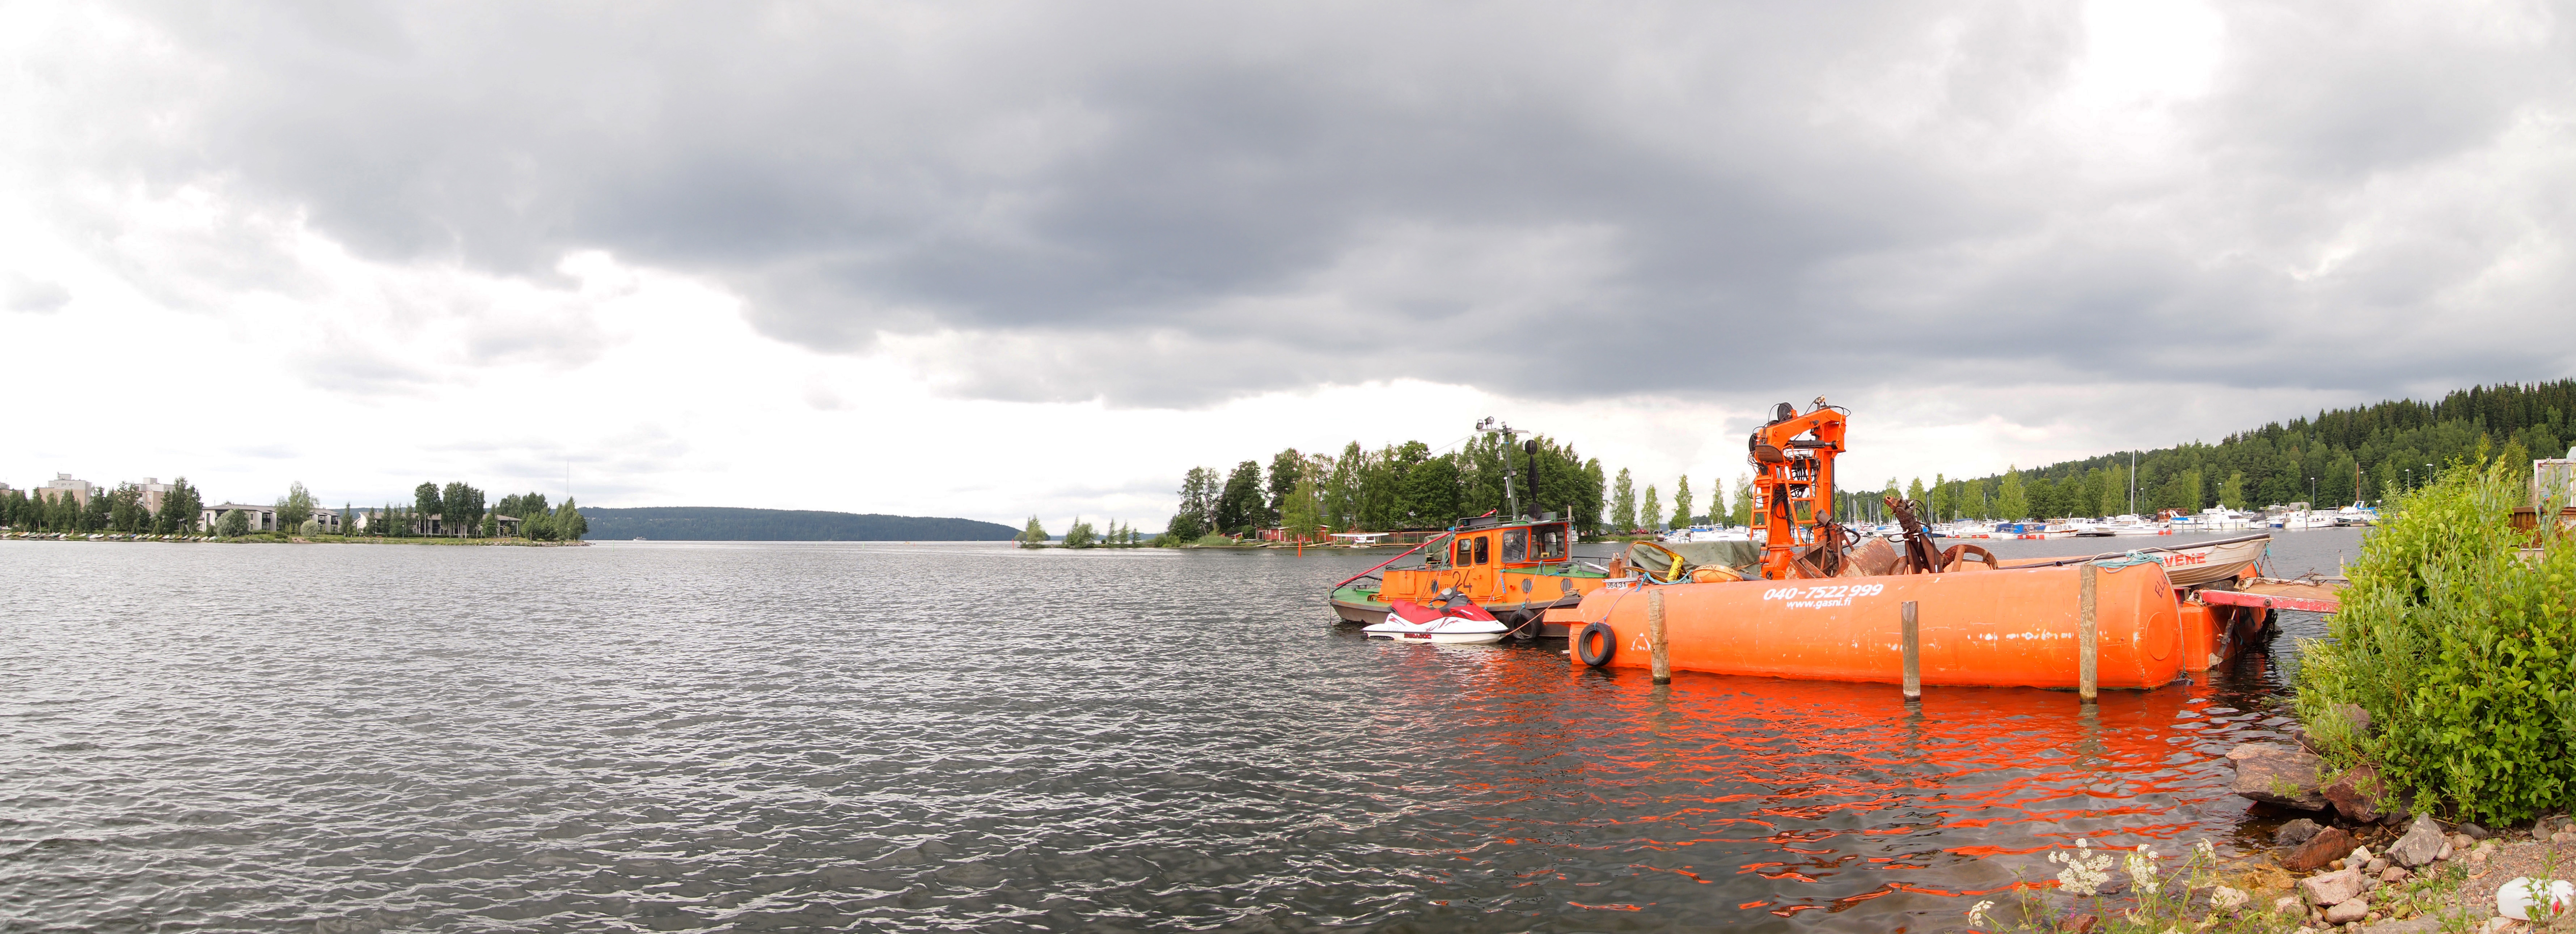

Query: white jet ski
[1362,593,1510,644]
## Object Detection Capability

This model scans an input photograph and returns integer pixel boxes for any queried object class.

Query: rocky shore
[2225,741,2576,932]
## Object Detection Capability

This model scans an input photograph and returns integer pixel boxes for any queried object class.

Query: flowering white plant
[1966,899,1995,928]
[2125,844,2161,896]
[2048,839,2115,896]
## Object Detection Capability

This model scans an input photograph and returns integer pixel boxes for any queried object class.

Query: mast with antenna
[1476,417,1521,520]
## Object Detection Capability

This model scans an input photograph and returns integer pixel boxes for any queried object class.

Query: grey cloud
[3,275,70,313]
[68,0,2576,407]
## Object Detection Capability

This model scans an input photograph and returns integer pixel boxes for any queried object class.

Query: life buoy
[1576,621,1617,667]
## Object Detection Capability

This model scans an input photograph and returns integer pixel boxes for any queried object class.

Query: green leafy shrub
[2295,460,2576,823]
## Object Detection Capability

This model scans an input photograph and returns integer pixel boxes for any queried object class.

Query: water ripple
[0,535,2359,931]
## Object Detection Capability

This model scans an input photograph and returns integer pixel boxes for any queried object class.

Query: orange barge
[1544,398,2294,690]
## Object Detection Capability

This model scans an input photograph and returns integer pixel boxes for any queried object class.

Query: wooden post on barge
[2077,563,2099,701]
[1647,590,1671,685]
[1899,600,1921,699]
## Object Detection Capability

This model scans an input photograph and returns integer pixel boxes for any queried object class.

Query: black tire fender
[1575,621,1617,667]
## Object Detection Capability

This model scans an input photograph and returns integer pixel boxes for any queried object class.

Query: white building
[202,502,279,533]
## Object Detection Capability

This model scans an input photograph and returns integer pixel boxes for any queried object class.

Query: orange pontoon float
[1564,562,2184,689]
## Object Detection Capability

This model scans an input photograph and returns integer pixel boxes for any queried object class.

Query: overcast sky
[4,0,2571,525]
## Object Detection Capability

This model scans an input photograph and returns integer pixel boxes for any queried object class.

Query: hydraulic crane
[1746,398,1849,580]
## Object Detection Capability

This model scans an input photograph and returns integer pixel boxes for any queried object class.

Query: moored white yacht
[1994,521,2076,539]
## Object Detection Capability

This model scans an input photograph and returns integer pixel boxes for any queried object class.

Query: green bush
[2294,460,2576,823]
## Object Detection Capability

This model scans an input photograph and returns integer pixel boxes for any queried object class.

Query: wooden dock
[2198,577,2346,613]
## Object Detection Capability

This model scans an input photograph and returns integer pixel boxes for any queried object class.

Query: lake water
[1,529,2368,932]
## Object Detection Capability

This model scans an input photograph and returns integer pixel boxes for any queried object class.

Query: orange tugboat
[1327,419,1613,638]
[1327,512,1612,637]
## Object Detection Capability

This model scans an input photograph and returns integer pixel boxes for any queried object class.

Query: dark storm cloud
[81,0,2576,404]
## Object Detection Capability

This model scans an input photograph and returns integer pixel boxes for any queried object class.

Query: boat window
[1454,539,1473,566]
[1537,525,1568,561]
[1502,528,1527,562]
[1473,536,1489,565]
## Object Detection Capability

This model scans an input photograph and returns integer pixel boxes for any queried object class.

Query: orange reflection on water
[1348,636,2284,926]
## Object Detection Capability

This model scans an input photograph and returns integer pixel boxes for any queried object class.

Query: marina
[1329,406,2346,694]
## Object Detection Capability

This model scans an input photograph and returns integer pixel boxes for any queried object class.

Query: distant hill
[577,507,1018,541]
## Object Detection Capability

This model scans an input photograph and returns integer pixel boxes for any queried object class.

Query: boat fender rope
[1576,621,1617,667]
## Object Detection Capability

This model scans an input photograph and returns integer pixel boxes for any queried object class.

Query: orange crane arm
[1746,399,1848,580]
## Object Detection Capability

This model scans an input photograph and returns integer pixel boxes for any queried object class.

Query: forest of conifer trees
[1163,434,1609,540]
[1179,381,2576,538]
[1849,379,2576,522]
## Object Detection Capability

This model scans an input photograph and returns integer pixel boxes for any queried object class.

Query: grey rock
[2459,823,2490,840]
[2387,814,2446,867]
[2230,743,2331,810]
[2365,857,2390,875]
[2325,898,2369,924]
[2277,818,2325,847]
[2301,867,2367,907]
